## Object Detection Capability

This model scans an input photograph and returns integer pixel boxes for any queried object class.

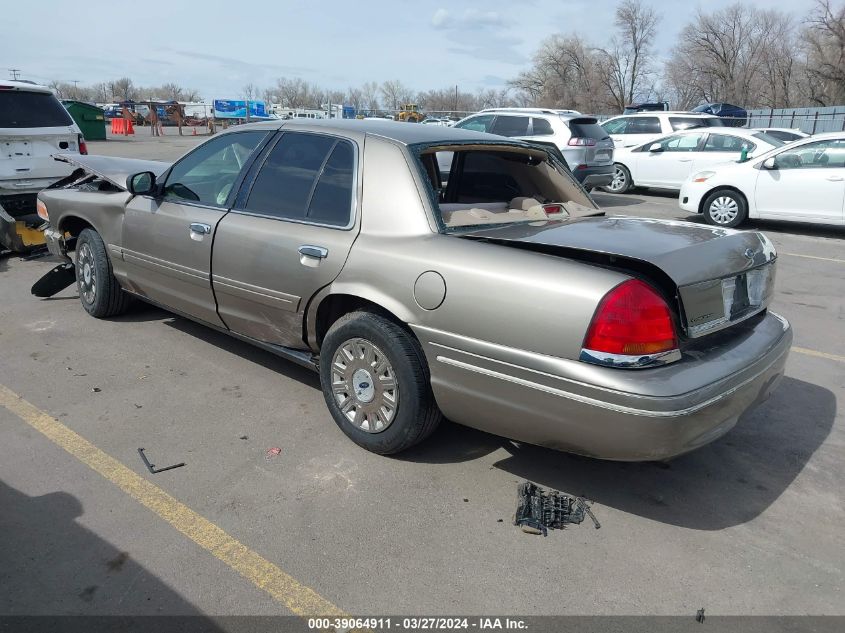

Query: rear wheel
[604,163,632,193]
[702,189,747,228]
[76,228,132,318]
[319,311,442,454]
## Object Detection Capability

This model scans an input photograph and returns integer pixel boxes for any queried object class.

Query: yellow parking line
[791,346,845,363]
[0,383,345,618]
[781,252,845,264]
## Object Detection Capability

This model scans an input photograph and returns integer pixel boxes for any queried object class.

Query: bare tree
[275,77,310,110]
[361,81,380,111]
[346,86,364,112]
[801,0,845,105]
[597,0,660,111]
[380,79,408,110]
[111,77,136,101]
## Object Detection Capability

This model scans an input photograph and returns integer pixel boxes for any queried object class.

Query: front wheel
[702,189,748,228]
[319,312,442,454]
[76,228,132,318]
[604,163,632,193]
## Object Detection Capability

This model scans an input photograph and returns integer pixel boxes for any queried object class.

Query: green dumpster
[62,100,106,140]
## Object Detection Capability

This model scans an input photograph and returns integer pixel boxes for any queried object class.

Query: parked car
[692,103,748,128]
[601,112,724,148]
[421,117,451,126]
[680,132,845,227]
[604,128,784,194]
[623,101,669,114]
[451,108,614,188]
[35,120,790,460]
[753,128,809,143]
[0,80,87,252]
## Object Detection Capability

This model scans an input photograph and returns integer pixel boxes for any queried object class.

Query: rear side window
[530,117,554,136]
[752,131,786,146]
[0,91,74,128]
[490,115,530,137]
[567,118,609,140]
[244,132,354,226]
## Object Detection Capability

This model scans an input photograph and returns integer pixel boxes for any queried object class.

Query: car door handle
[298,245,328,259]
[826,176,844,181]
[189,223,211,235]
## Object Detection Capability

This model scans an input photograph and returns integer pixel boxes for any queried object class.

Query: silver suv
[452,108,615,188]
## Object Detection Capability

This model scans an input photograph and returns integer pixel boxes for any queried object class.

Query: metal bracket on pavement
[138,447,185,474]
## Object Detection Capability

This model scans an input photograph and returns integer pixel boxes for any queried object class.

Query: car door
[120,130,270,325]
[211,130,361,347]
[754,138,845,222]
[691,132,755,174]
[633,131,705,188]
[602,116,631,147]
[607,116,661,148]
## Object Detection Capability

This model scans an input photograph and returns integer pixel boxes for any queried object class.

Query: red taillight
[583,279,678,357]
[568,137,597,146]
[542,203,562,215]
[78,134,88,155]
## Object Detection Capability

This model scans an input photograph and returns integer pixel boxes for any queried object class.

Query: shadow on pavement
[404,376,835,531]
[0,479,223,620]
[590,192,645,208]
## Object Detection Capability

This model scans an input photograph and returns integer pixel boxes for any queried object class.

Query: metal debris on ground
[514,481,601,536]
[265,447,282,460]
[696,608,705,623]
[137,447,185,474]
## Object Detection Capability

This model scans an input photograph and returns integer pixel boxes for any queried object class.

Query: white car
[604,128,784,193]
[600,111,725,148]
[752,128,810,143]
[1,80,86,251]
[680,132,845,227]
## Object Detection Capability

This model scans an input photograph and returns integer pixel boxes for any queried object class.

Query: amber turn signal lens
[36,199,49,221]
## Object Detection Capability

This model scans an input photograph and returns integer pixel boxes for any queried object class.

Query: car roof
[0,80,53,94]
[479,107,582,117]
[669,127,765,139]
[228,118,526,145]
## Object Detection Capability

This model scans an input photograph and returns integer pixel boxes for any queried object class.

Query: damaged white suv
[1,80,86,252]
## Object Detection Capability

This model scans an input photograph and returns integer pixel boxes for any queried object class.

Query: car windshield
[751,132,785,148]
[0,90,74,128]
[416,144,597,232]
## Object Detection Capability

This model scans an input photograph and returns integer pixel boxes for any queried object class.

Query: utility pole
[71,80,79,99]
[9,69,21,80]
[454,85,458,113]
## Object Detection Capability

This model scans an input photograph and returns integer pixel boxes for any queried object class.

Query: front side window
[243,132,355,226]
[650,132,705,152]
[774,139,845,169]
[628,117,661,134]
[455,115,494,133]
[602,118,629,134]
[490,115,529,137]
[163,131,268,206]
[703,134,754,153]
[669,117,706,131]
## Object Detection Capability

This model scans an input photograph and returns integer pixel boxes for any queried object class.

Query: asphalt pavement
[0,134,842,620]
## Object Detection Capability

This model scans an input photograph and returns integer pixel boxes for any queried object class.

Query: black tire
[701,189,748,228]
[319,311,442,454]
[604,163,632,193]
[76,228,132,318]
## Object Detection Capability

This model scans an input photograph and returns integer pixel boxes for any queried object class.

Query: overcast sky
[3,0,820,101]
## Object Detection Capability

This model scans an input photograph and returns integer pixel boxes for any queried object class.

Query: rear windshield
[417,145,597,232]
[567,118,609,140]
[702,118,724,127]
[0,91,74,128]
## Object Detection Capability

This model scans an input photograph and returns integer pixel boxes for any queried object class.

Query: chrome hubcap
[709,196,739,224]
[331,338,398,433]
[77,243,97,304]
[608,166,626,192]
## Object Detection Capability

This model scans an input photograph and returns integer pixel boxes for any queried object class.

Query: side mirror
[127,171,156,195]
[762,157,776,170]
[648,142,663,153]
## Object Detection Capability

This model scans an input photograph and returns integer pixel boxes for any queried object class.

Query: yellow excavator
[395,103,425,123]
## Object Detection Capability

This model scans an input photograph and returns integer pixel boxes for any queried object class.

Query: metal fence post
[812,111,819,134]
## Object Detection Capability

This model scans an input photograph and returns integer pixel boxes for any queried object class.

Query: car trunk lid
[460,216,777,338]
[565,117,614,167]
